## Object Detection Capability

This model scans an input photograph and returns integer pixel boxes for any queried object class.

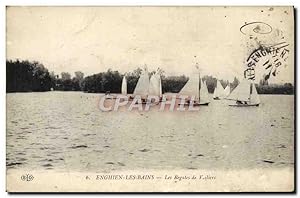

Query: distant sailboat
[121,76,127,95]
[179,73,199,102]
[227,79,260,107]
[249,83,260,105]
[224,84,231,98]
[213,80,225,100]
[199,80,210,105]
[149,73,162,98]
[133,68,150,101]
[178,73,210,106]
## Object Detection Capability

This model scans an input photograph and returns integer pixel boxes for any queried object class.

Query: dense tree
[162,75,188,93]
[72,71,85,91]
[256,83,294,94]
[6,60,53,92]
[56,72,72,91]
[61,72,71,80]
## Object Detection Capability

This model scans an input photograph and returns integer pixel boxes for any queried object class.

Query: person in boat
[236,100,243,105]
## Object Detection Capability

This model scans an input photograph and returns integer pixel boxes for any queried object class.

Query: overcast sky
[6,6,294,83]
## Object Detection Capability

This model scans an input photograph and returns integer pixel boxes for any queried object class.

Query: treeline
[256,83,294,95]
[6,59,294,94]
[6,60,84,92]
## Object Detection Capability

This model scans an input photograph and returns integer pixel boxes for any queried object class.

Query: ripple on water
[45,126,61,130]
[262,160,275,164]
[83,134,96,137]
[31,155,43,159]
[117,162,126,166]
[7,162,23,167]
[43,159,54,162]
[16,157,27,162]
[16,135,26,139]
[42,163,53,167]
[39,147,50,150]
[69,145,88,149]
[139,149,150,152]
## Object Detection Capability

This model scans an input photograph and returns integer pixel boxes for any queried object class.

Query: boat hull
[105,96,117,99]
[199,102,210,106]
[229,104,259,107]
[178,102,209,106]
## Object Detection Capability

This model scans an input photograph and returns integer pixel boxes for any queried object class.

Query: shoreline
[6,91,295,95]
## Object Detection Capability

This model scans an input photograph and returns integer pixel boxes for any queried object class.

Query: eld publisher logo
[21,174,34,182]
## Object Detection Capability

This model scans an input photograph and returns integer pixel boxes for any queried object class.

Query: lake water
[6,92,294,172]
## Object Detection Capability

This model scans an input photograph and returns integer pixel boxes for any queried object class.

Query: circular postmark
[240,22,273,35]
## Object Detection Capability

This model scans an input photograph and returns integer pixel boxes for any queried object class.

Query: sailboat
[199,80,210,105]
[121,75,127,95]
[227,79,260,107]
[178,73,210,106]
[224,84,231,97]
[148,71,164,103]
[133,68,150,102]
[213,80,225,100]
[149,73,162,98]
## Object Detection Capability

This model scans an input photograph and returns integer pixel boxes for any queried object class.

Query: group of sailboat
[211,79,260,107]
[178,73,210,106]
[122,68,162,103]
[213,81,230,100]
[227,79,260,107]
[121,67,260,107]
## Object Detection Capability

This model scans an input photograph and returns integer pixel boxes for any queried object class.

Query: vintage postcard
[6,6,295,192]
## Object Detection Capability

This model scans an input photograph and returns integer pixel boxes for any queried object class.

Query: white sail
[227,79,251,102]
[250,83,260,105]
[121,76,127,95]
[213,80,225,99]
[149,73,162,97]
[224,85,231,97]
[133,70,150,98]
[200,80,210,104]
[179,73,199,101]
[159,77,162,97]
